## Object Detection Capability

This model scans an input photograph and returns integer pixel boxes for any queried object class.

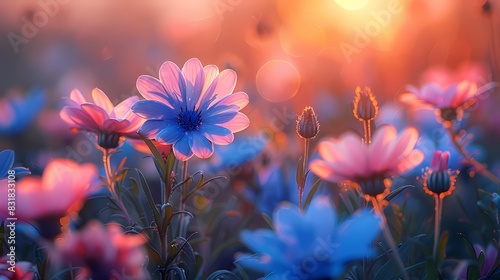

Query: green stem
[102,148,131,224]
[299,139,310,211]
[432,195,443,261]
[179,160,189,237]
[363,120,372,144]
[446,126,500,187]
[371,198,410,280]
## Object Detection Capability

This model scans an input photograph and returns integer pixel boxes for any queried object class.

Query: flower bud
[353,87,378,121]
[423,151,458,198]
[296,106,319,139]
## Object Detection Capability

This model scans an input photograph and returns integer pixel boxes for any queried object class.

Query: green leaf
[383,185,414,202]
[304,179,322,210]
[130,177,140,196]
[437,230,448,262]
[458,233,478,260]
[183,175,225,203]
[425,257,439,279]
[161,203,173,235]
[477,251,485,271]
[141,136,166,175]
[134,170,161,230]
[145,242,162,265]
[467,264,480,280]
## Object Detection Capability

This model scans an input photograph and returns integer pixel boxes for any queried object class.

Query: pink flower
[132,58,250,161]
[402,81,495,109]
[0,159,97,221]
[311,125,424,198]
[56,221,147,280]
[60,88,144,149]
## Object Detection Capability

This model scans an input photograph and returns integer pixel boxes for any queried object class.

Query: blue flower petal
[12,166,30,178]
[172,134,193,161]
[273,204,316,250]
[240,229,285,257]
[203,111,238,125]
[131,100,177,121]
[188,131,214,158]
[0,149,14,178]
[198,124,233,145]
[156,124,185,144]
[304,196,337,239]
[333,209,381,263]
[138,120,172,138]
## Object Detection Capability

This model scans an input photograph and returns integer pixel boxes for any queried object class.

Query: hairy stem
[179,160,189,237]
[432,195,443,261]
[299,139,310,211]
[102,148,131,224]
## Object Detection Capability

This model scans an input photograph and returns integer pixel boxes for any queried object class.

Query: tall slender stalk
[299,139,310,211]
[446,126,500,187]
[179,160,189,237]
[102,148,131,224]
[371,198,409,280]
[432,195,443,261]
[363,120,372,144]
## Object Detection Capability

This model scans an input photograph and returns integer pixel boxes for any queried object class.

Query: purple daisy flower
[131,58,250,161]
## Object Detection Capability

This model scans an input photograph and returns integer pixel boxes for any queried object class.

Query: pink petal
[136,75,172,106]
[218,112,249,133]
[92,88,114,115]
[159,61,185,98]
[450,81,476,107]
[370,126,397,154]
[189,131,214,158]
[113,96,139,118]
[81,103,108,128]
[214,92,249,111]
[70,89,87,105]
[62,107,99,130]
[103,119,132,134]
[181,58,204,88]
[205,69,237,104]
[197,65,220,107]
[310,159,345,182]
[392,127,419,165]
[393,150,424,175]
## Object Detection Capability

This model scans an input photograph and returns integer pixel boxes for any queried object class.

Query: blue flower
[0,149,30,179]
[0,88,45,136]
[237,196,381,279]
[132,58,250,161]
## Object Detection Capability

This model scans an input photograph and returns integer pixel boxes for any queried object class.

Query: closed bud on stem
[353,87,379,121]
[423,151,458,198]
[296,106,320,139]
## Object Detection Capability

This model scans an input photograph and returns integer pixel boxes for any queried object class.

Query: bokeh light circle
[256,60,301,102]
